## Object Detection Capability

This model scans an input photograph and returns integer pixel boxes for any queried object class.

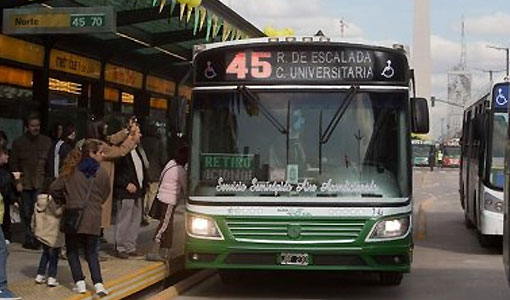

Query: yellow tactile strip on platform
[9,258,168,300]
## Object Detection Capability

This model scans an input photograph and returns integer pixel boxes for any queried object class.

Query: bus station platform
[5,206,186,300]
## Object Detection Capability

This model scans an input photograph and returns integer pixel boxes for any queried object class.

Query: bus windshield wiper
[237,86,288,134]
[320,85,360,144]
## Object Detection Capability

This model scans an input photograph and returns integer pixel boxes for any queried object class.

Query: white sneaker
[94,283,108,297]
[73,280,87,294]
[35,274,46,284]
[5,240,10,245]
[47,277,59,287]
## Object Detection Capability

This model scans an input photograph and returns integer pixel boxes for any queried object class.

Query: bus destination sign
[195,44,409,85]
[493,82,510,109]
[3,7,115,35]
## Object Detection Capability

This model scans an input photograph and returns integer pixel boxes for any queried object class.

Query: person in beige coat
[86,120,141,229]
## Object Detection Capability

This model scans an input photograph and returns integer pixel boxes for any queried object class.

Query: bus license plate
[280,253,309,266]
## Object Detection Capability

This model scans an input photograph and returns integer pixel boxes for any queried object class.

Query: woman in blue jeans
[50,139,111,296]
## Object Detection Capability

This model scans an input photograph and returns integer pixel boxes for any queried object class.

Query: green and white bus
[186,37,429,285]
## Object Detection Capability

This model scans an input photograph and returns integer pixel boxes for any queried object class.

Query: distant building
[447,70,471,138]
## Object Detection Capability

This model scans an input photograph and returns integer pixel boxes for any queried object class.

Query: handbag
[60,178,94,234]
[148,198,163,220]
[148,165,175,220]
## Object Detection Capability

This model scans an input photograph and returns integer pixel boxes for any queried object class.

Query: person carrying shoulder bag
[50,139,111,296]
[146,146,188,262]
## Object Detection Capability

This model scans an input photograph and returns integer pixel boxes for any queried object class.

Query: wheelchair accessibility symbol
[204,61,217,79]
[495,88,508,106]
[381,60,395,79]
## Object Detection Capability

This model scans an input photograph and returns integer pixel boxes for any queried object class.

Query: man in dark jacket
[10,113,51,250]
[140,124,167,225]
[113,143,148,258]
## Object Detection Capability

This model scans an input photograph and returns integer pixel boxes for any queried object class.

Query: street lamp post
[487,45,510,77]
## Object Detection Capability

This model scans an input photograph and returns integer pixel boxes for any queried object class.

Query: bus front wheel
[464,212,475,229]
[379,271,403,285]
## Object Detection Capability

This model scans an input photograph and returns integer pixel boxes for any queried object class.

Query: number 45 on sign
[226,51,272,79]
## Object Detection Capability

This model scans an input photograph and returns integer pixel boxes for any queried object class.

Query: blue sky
[221,0,510,138]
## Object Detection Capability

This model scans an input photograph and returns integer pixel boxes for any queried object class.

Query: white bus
[461,80,508,247]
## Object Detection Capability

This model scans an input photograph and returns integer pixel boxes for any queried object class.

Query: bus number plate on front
[280,252,309,266]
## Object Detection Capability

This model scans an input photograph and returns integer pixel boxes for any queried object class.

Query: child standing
[33,193,63,287]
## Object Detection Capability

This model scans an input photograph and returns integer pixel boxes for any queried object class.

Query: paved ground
[5,202,186,299]
[176,168,510,300]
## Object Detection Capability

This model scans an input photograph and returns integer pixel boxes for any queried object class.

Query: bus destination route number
[197,46,407,84]
[226,50,378,82]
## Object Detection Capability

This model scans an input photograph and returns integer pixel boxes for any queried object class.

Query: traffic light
[430,96,435,107]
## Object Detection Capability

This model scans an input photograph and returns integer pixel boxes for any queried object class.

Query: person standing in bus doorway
[146,146,188,262]
[10,113,52,250]
[113,137,148,259]
[428,146,436,171]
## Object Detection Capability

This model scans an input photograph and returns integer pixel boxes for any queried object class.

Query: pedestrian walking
[50,139,110,296]
[428,146,436,171]
[146,146,188,262]
[10,113,52,250]
[113,141,148,259]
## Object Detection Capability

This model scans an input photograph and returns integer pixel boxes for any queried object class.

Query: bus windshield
[443,146,460,158]
[489,112,507,188]
[412,144,430,157]
[190,90,410,199]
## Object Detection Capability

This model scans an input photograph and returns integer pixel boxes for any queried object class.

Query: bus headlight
[186,214,223,240]
[484,193,504,213]
[367,216,410,241]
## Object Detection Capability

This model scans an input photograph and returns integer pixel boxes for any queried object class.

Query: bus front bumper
[480,210,504,235]
[186,239,412,272]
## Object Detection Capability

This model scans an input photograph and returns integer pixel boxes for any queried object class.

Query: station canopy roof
[0,0,265,81]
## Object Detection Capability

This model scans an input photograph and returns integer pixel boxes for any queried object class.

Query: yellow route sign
[3,7,115,34]
[9,14,69,28]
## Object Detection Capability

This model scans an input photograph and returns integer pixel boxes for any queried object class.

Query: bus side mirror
[411,97,429,134]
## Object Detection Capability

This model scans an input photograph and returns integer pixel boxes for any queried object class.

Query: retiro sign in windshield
[195,44,409,85]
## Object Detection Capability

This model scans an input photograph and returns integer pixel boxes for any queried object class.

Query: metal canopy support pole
[33,36,55,134]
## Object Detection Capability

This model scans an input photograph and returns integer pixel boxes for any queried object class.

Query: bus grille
[225,218,367,244]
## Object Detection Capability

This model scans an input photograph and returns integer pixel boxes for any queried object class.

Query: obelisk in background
[412,0,431,101]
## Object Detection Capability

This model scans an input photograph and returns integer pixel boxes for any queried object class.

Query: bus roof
[194,37,407,55]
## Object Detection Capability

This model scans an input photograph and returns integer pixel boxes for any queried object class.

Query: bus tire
[464,212,475,229]
[219,271,239,285]
[379,272,403,286]
[478,232,501,248]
